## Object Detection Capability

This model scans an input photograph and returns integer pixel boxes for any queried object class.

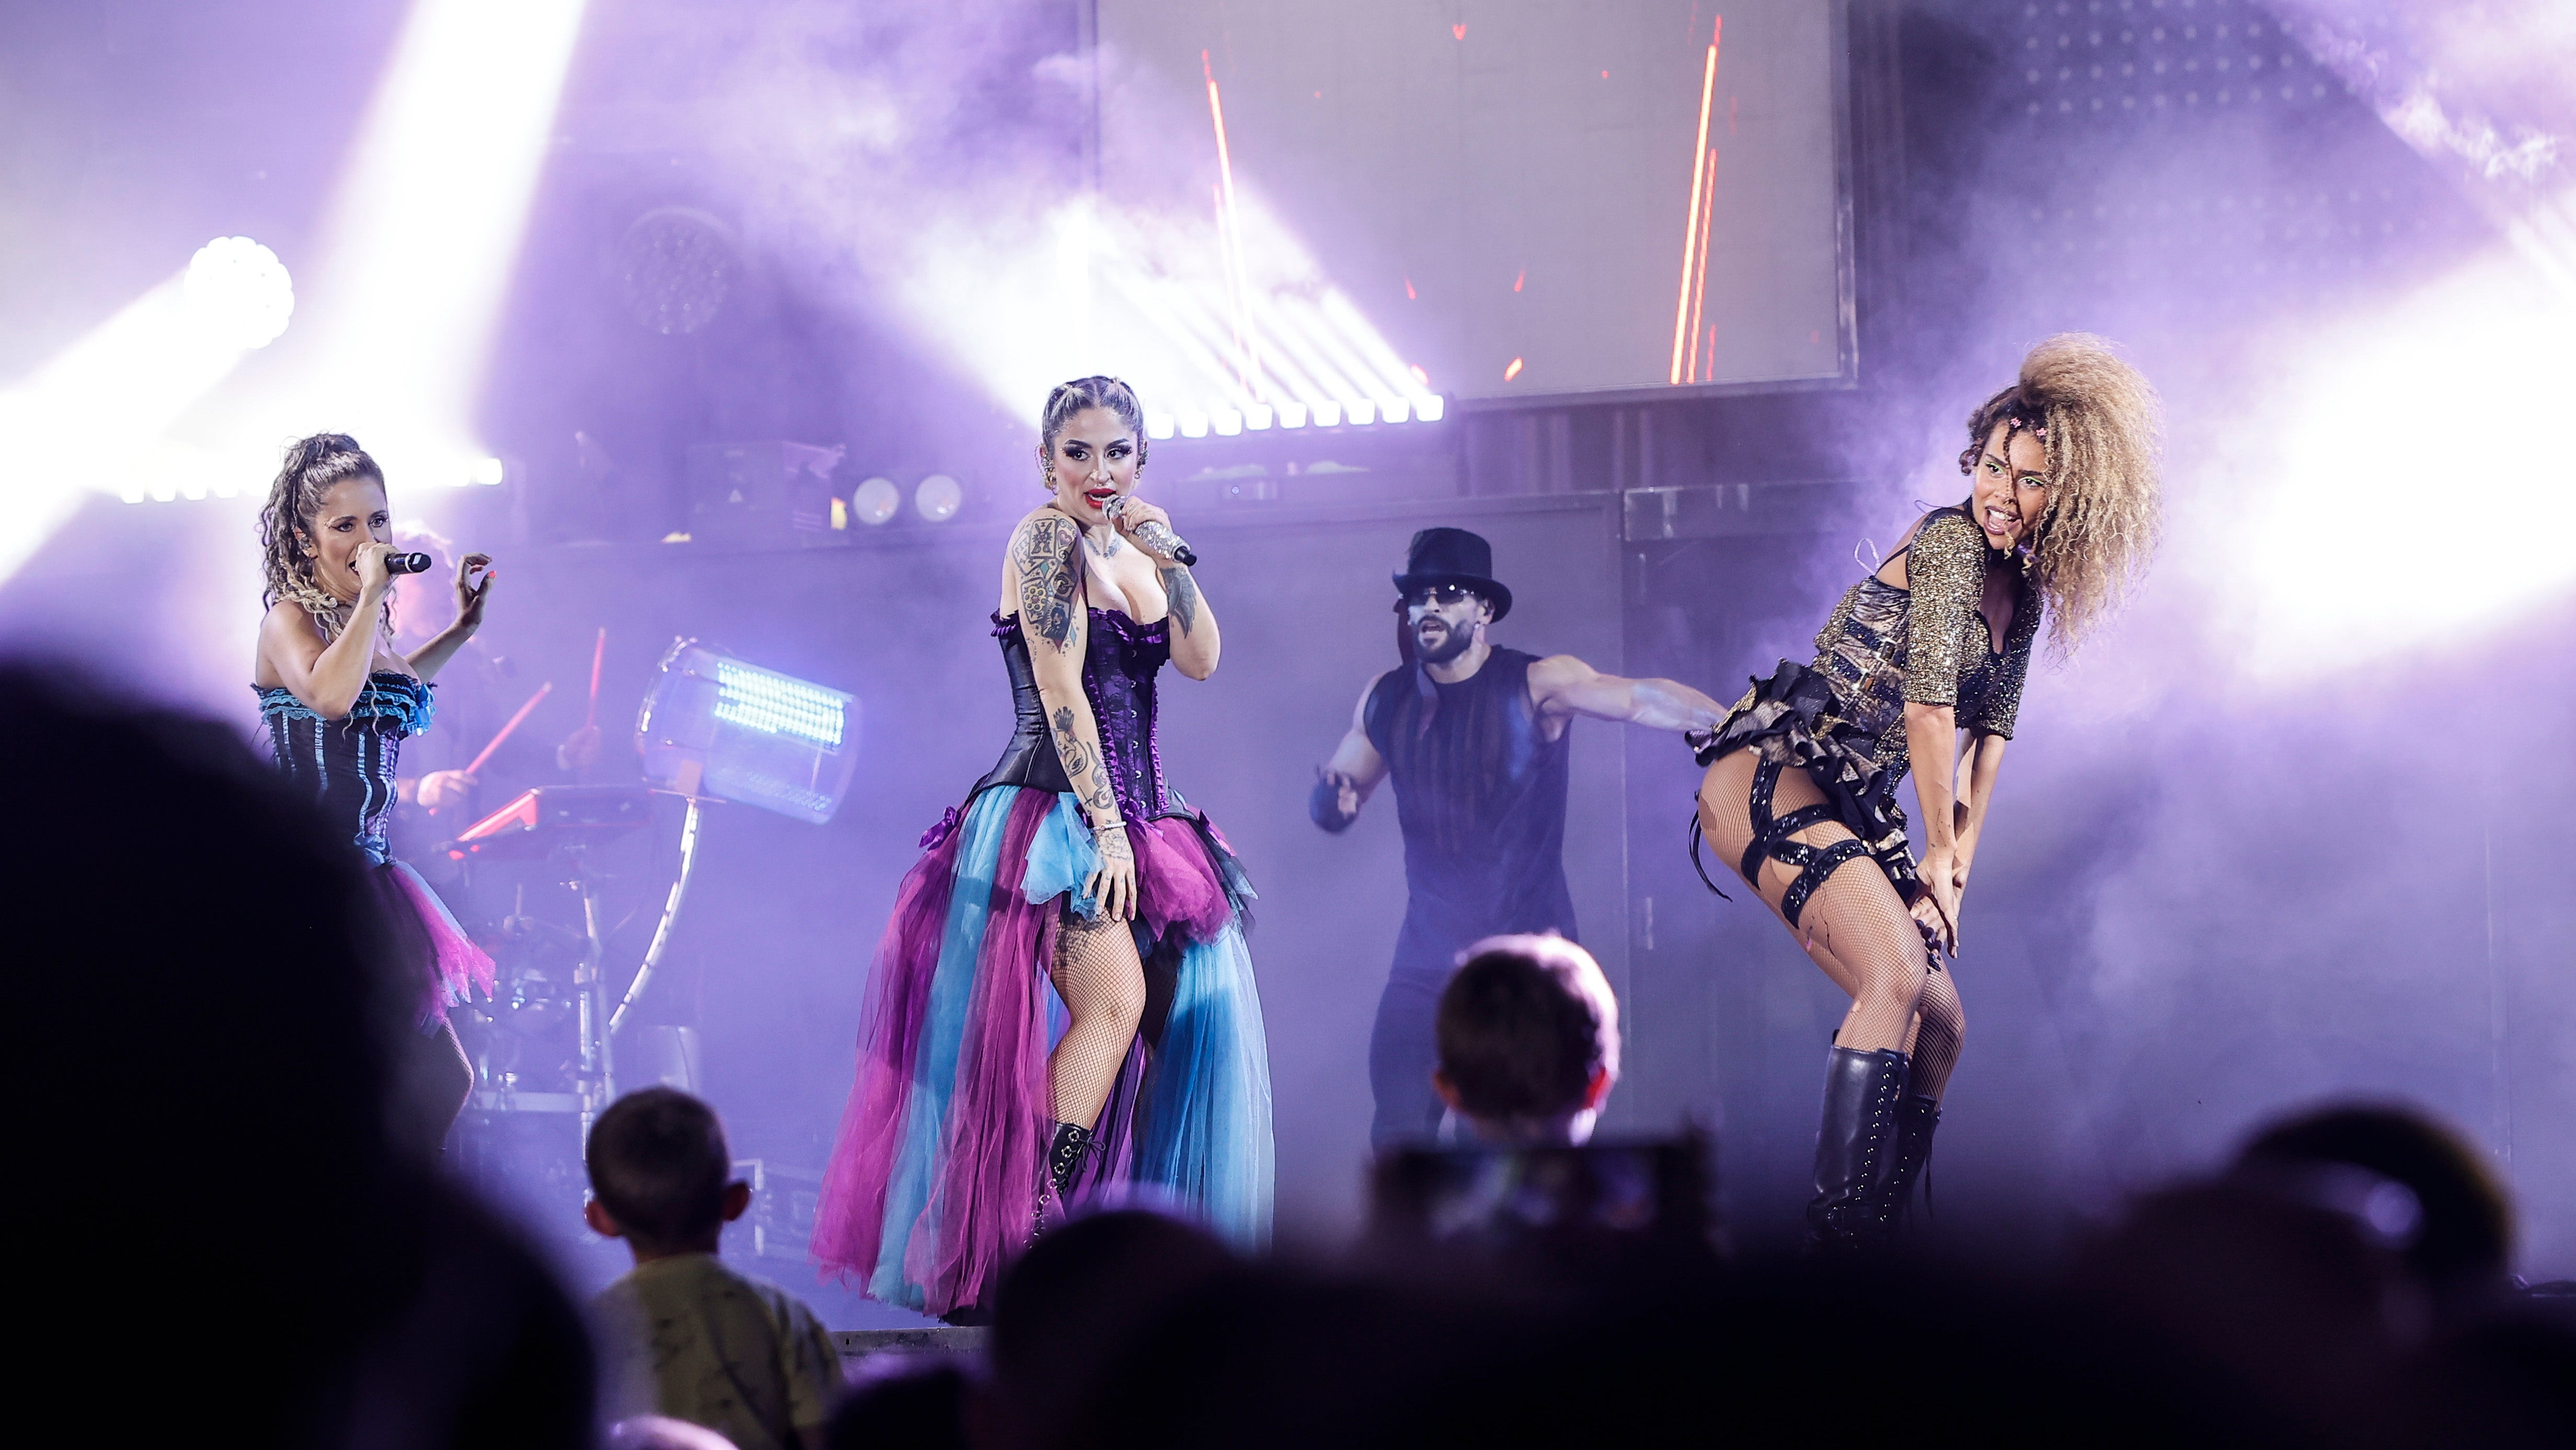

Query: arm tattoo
[1050,704,1121,825]
[1011,515,1081,653]
[1049,704,1097,780]
[1159,562,1200,637]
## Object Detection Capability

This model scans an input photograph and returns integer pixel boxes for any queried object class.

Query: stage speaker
[685,441,845,545]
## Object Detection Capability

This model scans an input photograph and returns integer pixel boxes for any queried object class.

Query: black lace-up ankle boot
[1805,1046,1910,1252]
[1046,1120,1094,1199]
[1882,1093,1942,1234]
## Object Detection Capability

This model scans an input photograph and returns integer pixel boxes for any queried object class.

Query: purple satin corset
[981,609,1181,822]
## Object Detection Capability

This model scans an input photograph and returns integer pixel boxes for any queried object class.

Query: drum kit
[445,782,708,1129]
[430,635,856,1234]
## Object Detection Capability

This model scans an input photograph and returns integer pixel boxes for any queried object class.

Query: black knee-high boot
[1806,1046,1909,1250]
[1882,1093,1941,1233]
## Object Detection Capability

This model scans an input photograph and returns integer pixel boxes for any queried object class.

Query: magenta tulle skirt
[374,860,497,1027]
[813,784,1273,1316]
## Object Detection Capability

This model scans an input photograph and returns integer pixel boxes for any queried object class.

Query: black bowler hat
[1392,527,1512,621]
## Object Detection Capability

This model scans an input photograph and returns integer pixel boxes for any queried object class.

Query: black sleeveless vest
[1363,647,1577,972]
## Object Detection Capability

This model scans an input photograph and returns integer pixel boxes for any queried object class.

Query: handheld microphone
[384,552,436,575]
[1104,496,1197,567]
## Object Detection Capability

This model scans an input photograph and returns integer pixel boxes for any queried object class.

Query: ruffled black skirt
[1687,660,1921,903]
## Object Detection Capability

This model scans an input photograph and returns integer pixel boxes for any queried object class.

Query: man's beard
[1415,619,1474,666]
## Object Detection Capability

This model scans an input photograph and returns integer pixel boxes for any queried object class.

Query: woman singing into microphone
[1692,336,2161,1249]
[251,433,498,1151]
[816,376,1272,1319]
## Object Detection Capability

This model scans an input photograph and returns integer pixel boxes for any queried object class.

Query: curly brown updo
[257,433,388,640]
[1959,334,2163,654]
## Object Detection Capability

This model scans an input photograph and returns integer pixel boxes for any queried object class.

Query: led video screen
[1096,0,1851,406]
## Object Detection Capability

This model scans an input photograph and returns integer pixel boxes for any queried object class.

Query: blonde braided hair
[257,433,392,643]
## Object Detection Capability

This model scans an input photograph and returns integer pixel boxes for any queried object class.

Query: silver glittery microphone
[1104,495,1197,567]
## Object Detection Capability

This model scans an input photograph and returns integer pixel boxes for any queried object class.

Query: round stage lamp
[851,476,901,526]
[616,207,738,335]
[184,236,295,349]
[915,473,963,523]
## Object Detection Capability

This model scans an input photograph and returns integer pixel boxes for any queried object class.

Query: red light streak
[1668,16,1722,385]
[1453,24,1467,40]
[1504,357,1524,382]
[1204,50,1262,399]
[1687,146,1716,382]
[1404,274,1416,300]
[1513,267,1525,293]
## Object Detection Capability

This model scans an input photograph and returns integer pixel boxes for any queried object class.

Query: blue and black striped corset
[255,671,436,866]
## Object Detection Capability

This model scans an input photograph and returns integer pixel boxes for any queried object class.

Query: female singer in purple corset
[1691,336,2162,1250]
[815,376,1273,1319]
[251,433,498,1150]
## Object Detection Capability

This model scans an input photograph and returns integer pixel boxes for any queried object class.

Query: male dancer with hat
[1313,528,1728,1146]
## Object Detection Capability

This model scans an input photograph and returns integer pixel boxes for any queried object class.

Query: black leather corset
[974,610,1180,821]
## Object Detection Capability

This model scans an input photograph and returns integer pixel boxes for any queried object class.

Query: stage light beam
[287,0,590,482]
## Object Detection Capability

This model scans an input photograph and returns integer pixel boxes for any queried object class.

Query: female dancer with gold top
[1691,336,2161,1248]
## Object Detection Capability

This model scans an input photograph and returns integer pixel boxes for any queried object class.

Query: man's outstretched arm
[1313,673,1392,832]
[1528,655,1727,733]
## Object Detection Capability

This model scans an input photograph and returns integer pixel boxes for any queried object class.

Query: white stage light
[1146,412,1177,440]
[1214,408,1244,436]
[1347,398,1378,426]
[467,455,507,486]
[915,473,963,522]
[1312,400,1343,427]
[1246,403,1275,430]
[1382,398,1411,424]
[1278,401,1309,429]
[851,476,901,526]
[1416,394,1447,423]
[639,640,860,825]
[1180,411,1211,438]
[280,0,589,483]
[183,237,295,350]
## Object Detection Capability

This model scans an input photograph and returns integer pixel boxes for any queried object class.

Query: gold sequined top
[1805,507,2038,782]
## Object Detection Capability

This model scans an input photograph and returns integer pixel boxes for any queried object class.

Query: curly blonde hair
[257,433,391,642]
[1959,334,2162,654]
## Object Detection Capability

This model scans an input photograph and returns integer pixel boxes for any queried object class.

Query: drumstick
[466,681,553,777]
[585,627,606,730]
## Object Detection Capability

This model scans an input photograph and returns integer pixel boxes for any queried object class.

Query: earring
[1043,463,1057,491]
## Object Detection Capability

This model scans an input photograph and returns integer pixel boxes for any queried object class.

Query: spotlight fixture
[1278,401,1310,429]
[1180,412,1211,438]
[1348,398,1378,426]
[1246,403,1275,430]
[914,473,963,522]
[184,236,295,350]
[1312,399,1344,427]
[1214,408,1244,436]
[1146,412,1176,440]
[1416,394,1447,423]
[637,640,860,825]
[467,455,507,486]
[1382,398,1411,424]
[851,476,901,526]
[616,207,740,336]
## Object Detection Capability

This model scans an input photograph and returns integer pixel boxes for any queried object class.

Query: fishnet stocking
[1048,913,1145,1130]
[1699,751,1949,1080]
[1906,960,1965,1099]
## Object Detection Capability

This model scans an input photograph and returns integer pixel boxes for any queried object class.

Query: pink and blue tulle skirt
[812,785,1274,1316]
[373,861,497,1029]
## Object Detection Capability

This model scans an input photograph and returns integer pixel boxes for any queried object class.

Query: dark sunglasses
[1403,583,1483,610]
